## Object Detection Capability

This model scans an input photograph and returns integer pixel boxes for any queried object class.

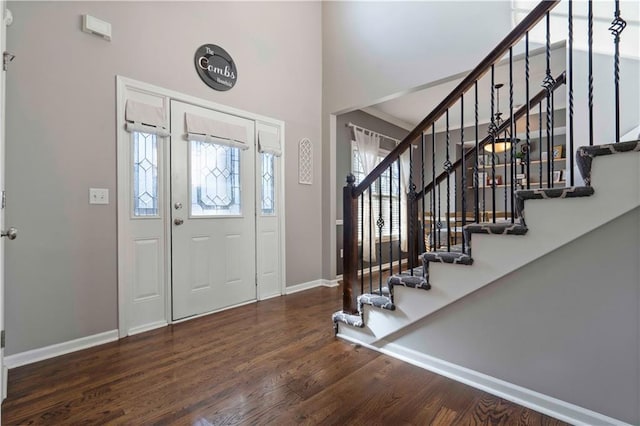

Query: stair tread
[577,139,640,185]
[465,222,528,235]
[387,274,431,290]
[358,293,395,311]
[332,311,364,328]
[423,251,473,265]
[515,186,595,225]
[516,186,594,200]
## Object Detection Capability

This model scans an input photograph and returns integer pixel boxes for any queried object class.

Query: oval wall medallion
[194,44,238,91]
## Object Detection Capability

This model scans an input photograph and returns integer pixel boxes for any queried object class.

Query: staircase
[334,139,640,343]
[332,1,638,424]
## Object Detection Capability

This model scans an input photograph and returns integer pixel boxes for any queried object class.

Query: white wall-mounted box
[82,15,111,41]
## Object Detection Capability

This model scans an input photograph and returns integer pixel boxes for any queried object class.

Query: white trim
[360,107,414,131]
[258,292,282,301]
[117,76,286,335]
[170,299,257,324]
[4,330,119,369]
[329,113,337,280]
[322,279,340,287]
[285,279,339,295]
[336,335,631,426]
[285,279,325,295]
[127,321,167,336]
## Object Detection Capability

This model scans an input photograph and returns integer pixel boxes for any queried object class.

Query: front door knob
[1,227,18,240]
[174,218,184,226]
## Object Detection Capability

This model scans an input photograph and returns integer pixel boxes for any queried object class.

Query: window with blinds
[351,144,401,241]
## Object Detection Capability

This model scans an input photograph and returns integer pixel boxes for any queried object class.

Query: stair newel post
[343,174,359,314]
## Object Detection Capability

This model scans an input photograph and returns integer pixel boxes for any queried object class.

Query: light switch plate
[89,188,109,205]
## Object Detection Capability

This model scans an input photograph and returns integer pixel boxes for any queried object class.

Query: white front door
[170,100,256,320]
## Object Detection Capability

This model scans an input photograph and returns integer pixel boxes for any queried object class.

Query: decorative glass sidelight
[190,140,241,216]
[133,132,159,217]
[261,153,275,215]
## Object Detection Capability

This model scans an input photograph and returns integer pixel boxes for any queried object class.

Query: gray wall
[392,207,640,424]
[321,1,515,279]
[5,1,322,354]
[335,110,409,275]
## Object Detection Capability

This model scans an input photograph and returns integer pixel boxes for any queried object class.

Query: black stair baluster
[445,109,451,252]
[421,132,426,256]
[398,159,402,274]
[503,127,508,218]
[545,11,552,188]
[432,124,437,251]
[460,94,466,254]
[568,2,575,186]
[526,32,531,190]
[368,188,373,291]
[510,47,515,223]
[610,0,626,143]
[454,168,458,246]
[377,175,383,292]
[550,89,555,185]
[588,0,594,146]
[539,102,543,188]
[474,81,480,222]
[436,120,442,251]
[491,66,497,223]
[409,145,414,274]
[360,193,364,293]
[389,163,393,279]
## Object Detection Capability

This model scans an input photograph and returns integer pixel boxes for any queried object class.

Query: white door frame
[116,76,286,337]
[0,2,8,403]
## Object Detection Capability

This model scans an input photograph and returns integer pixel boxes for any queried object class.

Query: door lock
[174,202,183,210]
[174,218,184,226]
[1,227,18,240]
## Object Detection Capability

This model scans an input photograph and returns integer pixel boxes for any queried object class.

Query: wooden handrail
[352,0,560,198]
[418,71,566,198]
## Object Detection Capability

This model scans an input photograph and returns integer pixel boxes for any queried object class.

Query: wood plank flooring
[2,286,568,425]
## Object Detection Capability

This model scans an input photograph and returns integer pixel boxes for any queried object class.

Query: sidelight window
[132,132,159,217]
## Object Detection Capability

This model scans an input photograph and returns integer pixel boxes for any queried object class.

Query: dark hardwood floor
[2,286,567,425]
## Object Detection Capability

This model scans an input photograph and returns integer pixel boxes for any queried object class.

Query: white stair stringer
[338,149,640,346]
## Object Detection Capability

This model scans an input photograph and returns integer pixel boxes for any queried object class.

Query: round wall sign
[194,44,237,91]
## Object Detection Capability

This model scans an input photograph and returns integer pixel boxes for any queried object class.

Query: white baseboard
[4,329,119,369]
[322,279,339,287]
[127,321,168,336]
[285,279,339,294]
[336,335,630,426]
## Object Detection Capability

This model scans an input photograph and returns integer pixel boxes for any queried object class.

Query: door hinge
[3,51,15,71]
[1,191,5,209]
[1,330,5,349]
